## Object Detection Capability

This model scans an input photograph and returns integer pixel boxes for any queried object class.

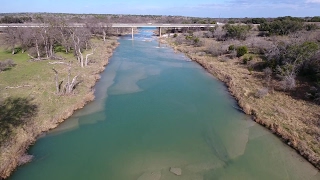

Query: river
[9,28,319,180]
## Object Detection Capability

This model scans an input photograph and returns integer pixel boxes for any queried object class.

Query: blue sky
[1,0,320,18]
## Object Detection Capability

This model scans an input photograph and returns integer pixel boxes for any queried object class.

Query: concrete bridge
[0,23,216,39]
[112,23,216,38]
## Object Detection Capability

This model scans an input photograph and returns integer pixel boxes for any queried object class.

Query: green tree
[224,24,251,40]
[259,17,303,35]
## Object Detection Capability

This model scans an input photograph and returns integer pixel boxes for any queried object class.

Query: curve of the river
[10,28,320,180]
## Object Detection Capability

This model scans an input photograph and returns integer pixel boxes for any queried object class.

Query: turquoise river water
[9,28,320,180]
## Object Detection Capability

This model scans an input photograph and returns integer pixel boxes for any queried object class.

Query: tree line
[0,16,32,23]
[3,17,117,65]
[2,17,128,95]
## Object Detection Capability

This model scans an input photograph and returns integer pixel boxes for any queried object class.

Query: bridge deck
[0,23,216,28]
[0,23,217,39]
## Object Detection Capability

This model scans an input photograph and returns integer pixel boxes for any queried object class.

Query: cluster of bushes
[259,17,303,35]
[309,16,320,22]
[0,16,32,23]
[173,33,203,47]
[206,43,249,59]
[306,86,320,104]
[223,24,251,40]
[228,45,249,58]
[263,40,320,93]
[305,24,318,31]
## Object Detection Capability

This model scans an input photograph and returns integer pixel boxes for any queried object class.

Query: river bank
[163,37,320,170]
[0,38,119,179]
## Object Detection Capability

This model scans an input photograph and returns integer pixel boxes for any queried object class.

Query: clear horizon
[1,0,320,18]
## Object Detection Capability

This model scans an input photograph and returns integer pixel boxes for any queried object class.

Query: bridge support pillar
[159,27,161,37]
[131,28,134,39]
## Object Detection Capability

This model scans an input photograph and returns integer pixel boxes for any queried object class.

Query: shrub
[0,59,15,72]
[185,35,193,40]
[208,45,226,57]
[305,86,320,104]
[236,46,248,57]
[280,74,296,91]
[228,45,235,51]
[193,37,203,47]
[193,32,203,38]
[219,56,229,62]
[255,87,269,98]
[243,57,249,64]
[229,50,237,59]
[263,67,272,87]
[175,35,184,45]
[204,31,213,38]
[248,66,254,75]
[173,33,178,38]
[305,24,318,31]
[54,45,65,53]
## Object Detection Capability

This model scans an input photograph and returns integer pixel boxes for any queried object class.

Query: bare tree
[52,63,79,95]
[14,28,32,53]
[213,26,226,41]
[52,68,60,94]
[207,42,227,57]
[52,18,73,54]
[263,67,272,87]
[279,70,296,91]
[63,63,79,94]
[70,27,91,67]
[30,28,42,59]
[4,27,18,54]
[174,35,185,45]
[85,43,95,66]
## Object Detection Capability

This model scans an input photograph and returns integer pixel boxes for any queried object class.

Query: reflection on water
[10,28,319,180]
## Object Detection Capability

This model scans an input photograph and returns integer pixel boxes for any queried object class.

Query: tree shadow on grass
[0,97,38,144]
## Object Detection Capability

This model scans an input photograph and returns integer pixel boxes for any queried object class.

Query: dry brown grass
[166,36,320,170]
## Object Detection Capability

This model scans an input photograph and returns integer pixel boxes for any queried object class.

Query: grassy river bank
[0,37,118,179]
